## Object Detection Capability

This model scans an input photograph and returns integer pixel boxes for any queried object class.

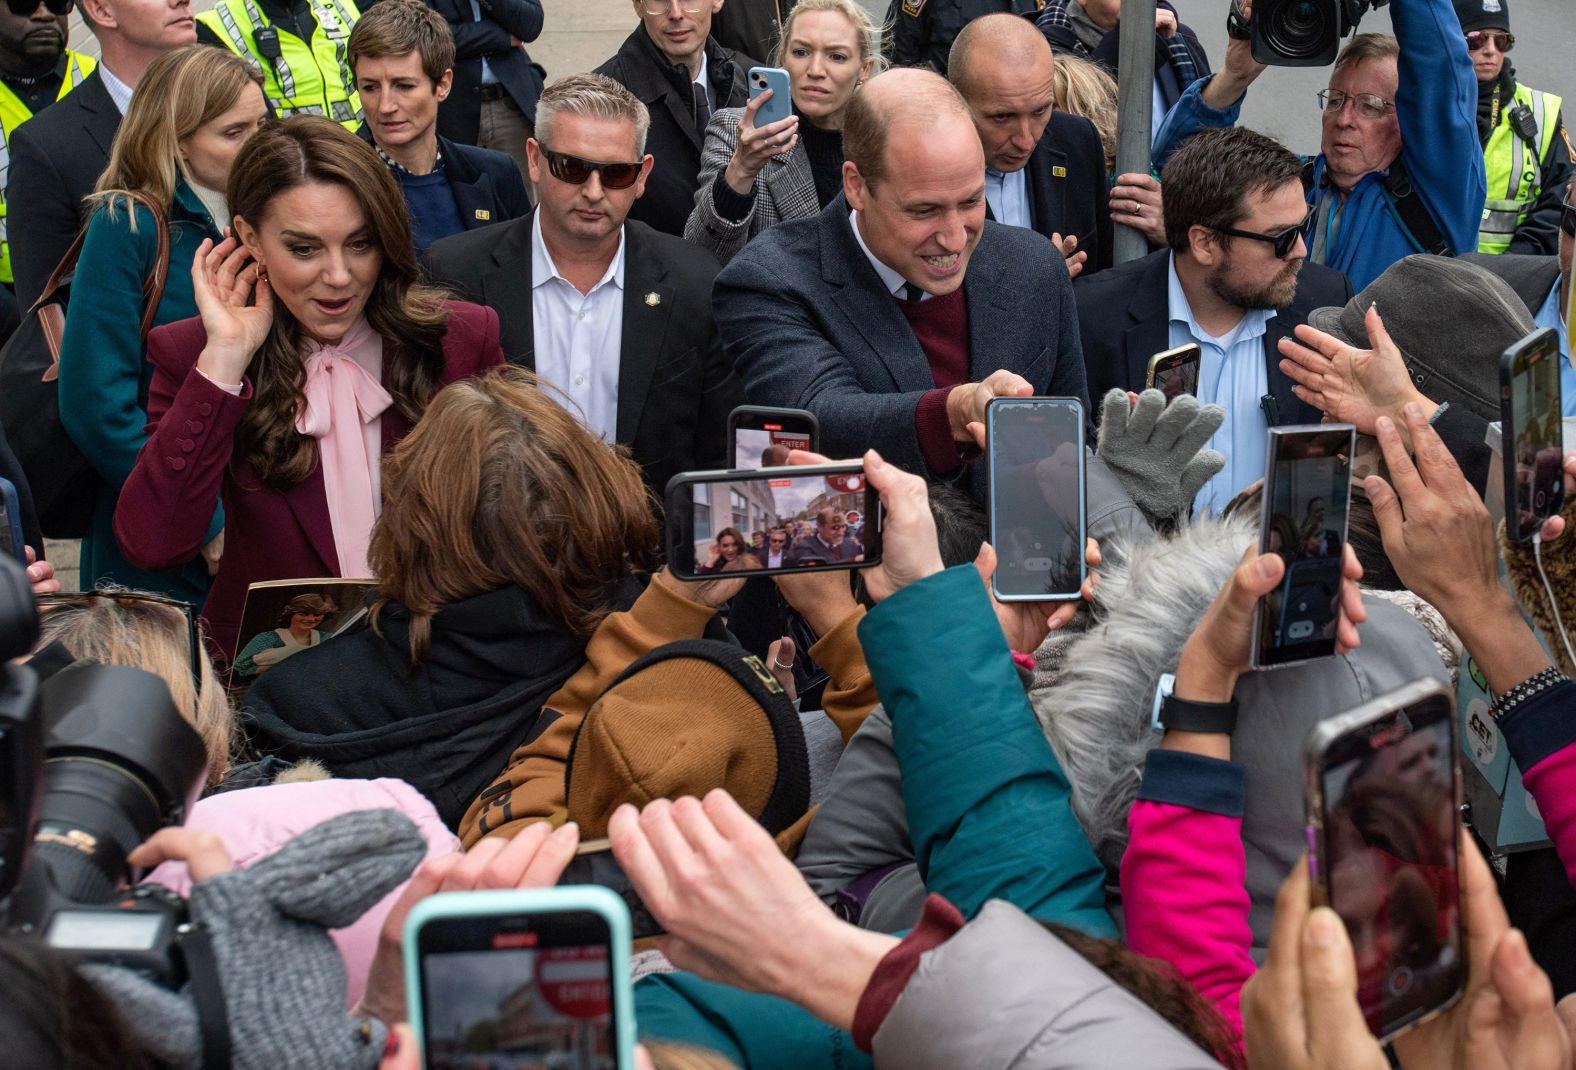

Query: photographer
[1152,0,1484,292]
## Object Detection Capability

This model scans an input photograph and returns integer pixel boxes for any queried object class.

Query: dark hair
[275,592,339,627]
[0,936,157,1070]
[348,0,455,85]
[228,117,450,489]
[1160,126,1305,255]
[930,484,988,568]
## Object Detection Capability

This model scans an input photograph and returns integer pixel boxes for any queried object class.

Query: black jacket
[7,69,119,311]
[1074,248,1352,432]
[595,27,754,237]
[712,0,791,70]
[240,585,594,828]
[887,0,1043,75]
[428,0,546,143]
[986,110,1113,274]
[359,125,530,233]
[421,213,740,500]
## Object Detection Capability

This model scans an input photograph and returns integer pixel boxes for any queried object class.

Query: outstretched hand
[191,233,272,386]
[1278,305,1432,437]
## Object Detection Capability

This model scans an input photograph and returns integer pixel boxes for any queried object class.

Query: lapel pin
[644,292,662,308]
[474,209,491,221]
[1051,165,1067,178]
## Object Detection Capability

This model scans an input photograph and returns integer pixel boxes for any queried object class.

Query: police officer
[0,0,92,289]
[1456,0,1573,255]
[196,0,362,129]
[886,0,1043,75]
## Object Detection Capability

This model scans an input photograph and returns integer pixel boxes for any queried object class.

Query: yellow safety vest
[1478,83,1562,254]
[0,52,95,285]
[197,0,362,130]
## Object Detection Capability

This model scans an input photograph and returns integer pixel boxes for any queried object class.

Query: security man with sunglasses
[421,72,740,507]
[0,0,92,290]
[1455,0,1572,256]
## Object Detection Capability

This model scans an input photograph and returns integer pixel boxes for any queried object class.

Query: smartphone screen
[1315,694,1463,1039]
[1147,345,1202,401]
[729,407,817,469]
[1501,329,1564,542]
[668,465,878,579]
[1255,426,1354,667]
[987,399,1086,601]
[417,911,620,1070]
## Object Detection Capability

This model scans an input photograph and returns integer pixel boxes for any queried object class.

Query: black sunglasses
[36,590,204,691]
[6,0,72,16]
[1465,30,1514,53]
[1214,207,1315,259]
[1561,202,1576,239]
[539,147,642,190]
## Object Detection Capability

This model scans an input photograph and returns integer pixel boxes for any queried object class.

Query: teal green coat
[635,565,1113,1066]
[59,180,222,601]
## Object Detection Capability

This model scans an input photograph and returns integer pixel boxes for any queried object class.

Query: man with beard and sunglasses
[422,73,739,505]
[1076,127,1351,512]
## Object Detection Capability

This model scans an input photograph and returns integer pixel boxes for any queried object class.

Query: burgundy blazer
[114,300,505,655]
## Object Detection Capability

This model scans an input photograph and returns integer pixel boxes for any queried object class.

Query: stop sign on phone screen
[534,946,610,1020]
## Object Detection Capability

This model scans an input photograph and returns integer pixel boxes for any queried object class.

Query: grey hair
[534,72,652,157]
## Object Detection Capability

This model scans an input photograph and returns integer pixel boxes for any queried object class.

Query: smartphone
[1304,679,1465,1042]
[727,405,819,470]
[0,477,24,563]
[1499,328,1565,542]
[1145,344,1202,401]
[558,839,662,940]
[1252,424,1355,669]
[665,462,881,580]
[986,397,1087,602]
[405,887,636,1070]
[747,66,793,128]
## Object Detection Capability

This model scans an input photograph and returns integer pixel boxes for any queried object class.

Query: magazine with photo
[229,578,376,691]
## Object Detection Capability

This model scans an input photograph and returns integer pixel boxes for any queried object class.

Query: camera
[1230,0,1388,67]
[0,556,211,986]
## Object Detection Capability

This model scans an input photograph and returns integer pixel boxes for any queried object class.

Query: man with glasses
[595,0,755,238]
[1150,0,1483,292]
[422,73,739,504]
[1076,127,1351,510]
[1454,0,1570,255]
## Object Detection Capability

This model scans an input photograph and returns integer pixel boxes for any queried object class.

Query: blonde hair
[1052,53,1119,172]
[643,1042,742,1070]
[1334,32,1400,77]
[772,0,888,76]
[35,590,234,786]
[91,44,263,218]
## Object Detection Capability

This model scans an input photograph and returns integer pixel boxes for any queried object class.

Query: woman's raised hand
[191,234,273,386]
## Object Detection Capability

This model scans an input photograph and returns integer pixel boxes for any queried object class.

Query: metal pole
[1113,0,1158,264]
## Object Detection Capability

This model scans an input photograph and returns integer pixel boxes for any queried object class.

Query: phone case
[726,405,820,462]
[1144,345,1200,390]
[748,67,793,128]
[984,397,1087,603]
[1302,679,1464,1044]
[1499,329,1564,543]
[404,887,636,1068]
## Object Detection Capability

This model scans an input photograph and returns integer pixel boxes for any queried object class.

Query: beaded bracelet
[1490,667,1568,721]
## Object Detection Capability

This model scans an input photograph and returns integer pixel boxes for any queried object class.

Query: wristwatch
[1159,693,1239,735]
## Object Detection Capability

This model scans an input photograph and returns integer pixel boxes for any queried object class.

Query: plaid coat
[683,106,819,261]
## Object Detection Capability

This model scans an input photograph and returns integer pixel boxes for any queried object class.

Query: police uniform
[197,0,362,129]
[1456,0,1574,255]
[0,51,93,286]
[886,0,1045,75]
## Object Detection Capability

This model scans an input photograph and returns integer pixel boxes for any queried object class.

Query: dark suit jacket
[714,194,1088,501]
[986,111,1113,274]
[595,27,755,237]
[1073,248,1352,434]
[113,302,506,654]
[359,125,530,232]
[428,0,546,143]
[421,214,739,498]
[7,69,119,311]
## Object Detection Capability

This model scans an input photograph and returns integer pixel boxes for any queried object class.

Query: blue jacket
[634,565,1113,1067]
[58,179,221,601]
[1152,0,1484,292]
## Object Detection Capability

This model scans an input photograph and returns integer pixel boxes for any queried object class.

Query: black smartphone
[727,406,819,470]
[0,477,25,563]
[1145,343,1202,401]
[986,397,1086,602]
[1252,424,1356,669]
[1499,328,1565,542]
[1305,680,1465,1042]
[558,839,663,940]
[664,462,880,580]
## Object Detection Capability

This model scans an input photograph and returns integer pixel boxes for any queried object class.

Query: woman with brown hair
[238,367,663,827]
[113,116,505,656]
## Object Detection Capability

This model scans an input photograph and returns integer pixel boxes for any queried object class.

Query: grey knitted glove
[83,809,427,1070]
[1095,388,1226,527]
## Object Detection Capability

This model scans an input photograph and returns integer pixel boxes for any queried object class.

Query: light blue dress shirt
[1166,254,1276,513]
[984,167,1031,230]
[470,0,498,85]
[1533,280,1576,418]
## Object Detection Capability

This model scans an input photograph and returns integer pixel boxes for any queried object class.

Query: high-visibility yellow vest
[1478,83,1562,254]
[197,0,362,130]
[0,52,95,285]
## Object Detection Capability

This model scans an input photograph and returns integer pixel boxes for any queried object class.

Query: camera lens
[1263,0,1335,60]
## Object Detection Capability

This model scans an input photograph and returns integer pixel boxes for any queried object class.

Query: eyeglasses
[539,147,643,190]
[1316,90,1395,121]
[35,590,204,691]
[5,0,72,16]
[639,0,706,14]
[1213,207,1315,259]
[1561,202,1576,239]
[1465,30,1514,53]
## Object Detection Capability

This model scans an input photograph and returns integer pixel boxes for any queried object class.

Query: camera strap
[177,923,234,1070]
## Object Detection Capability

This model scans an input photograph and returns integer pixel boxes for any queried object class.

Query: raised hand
[724,90,799,195]
[191,234,273,386]
[1278,305,1432,437]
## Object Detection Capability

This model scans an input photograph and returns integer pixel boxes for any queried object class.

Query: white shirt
[985,167,1031,230]
[530,212,624,442]
[100,63,134,115]
[849,209,932,301]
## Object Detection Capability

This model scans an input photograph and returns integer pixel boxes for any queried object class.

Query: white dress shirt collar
[99,63,135,115]
[531,211,626,296]
[849,209,931,301]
